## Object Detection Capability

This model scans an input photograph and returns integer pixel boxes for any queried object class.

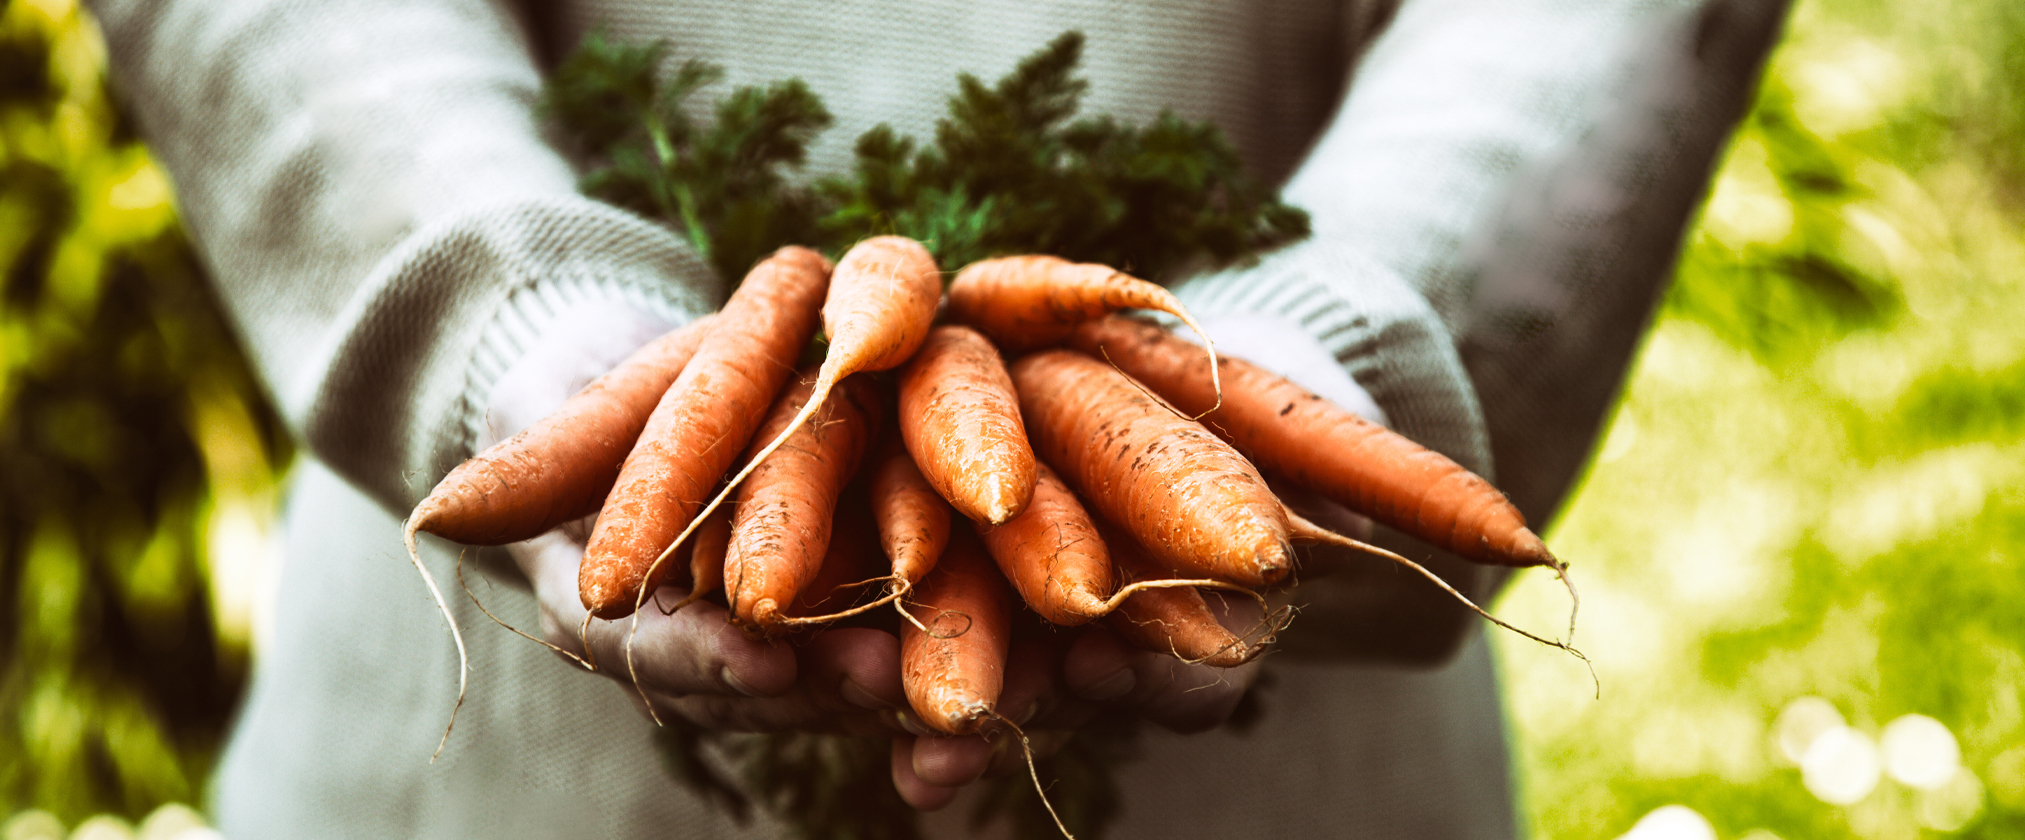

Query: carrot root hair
[402,520,468,763]
[982,709,1076,840]
[772,574,912,627]
[453,549,593,671]
[1284,511,1598,695]
[1095,578,1268,620]
[1149,290,1222,419]
[1546,554,1581,649]
[624,605,666,726]
[894,598,974,640]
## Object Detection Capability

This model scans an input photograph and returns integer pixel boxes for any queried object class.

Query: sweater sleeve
[88,0,723,513]
[1172,0,1787,657]
[1176,0,1788,518]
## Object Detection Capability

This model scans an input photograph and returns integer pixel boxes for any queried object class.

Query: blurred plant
[542,30,1310,284]
[0,0,288,823]
[1663,82,1901,364]
[1498,0,2025,837]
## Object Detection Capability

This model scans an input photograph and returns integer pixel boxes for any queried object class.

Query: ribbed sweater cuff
[296,195,720,512]
[1170,241,1493,478]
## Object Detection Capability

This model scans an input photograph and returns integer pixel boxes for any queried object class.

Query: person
[89,0,1790,836]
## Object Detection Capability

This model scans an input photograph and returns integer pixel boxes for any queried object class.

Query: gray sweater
[90,0,1786,836]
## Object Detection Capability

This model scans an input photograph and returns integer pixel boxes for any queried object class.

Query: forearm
[1178,0,1788,661]
[91,0,721,511]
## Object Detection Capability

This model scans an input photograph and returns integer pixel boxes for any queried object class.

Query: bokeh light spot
[1917,768,1984,832]
[1801,726,1881,805]
[1,810,65,840]
[1616,805,1716,840]
[1775,696,1844,764]
[1879,713,1959,789]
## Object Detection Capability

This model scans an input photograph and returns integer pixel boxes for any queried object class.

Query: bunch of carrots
[402,235,1579,833]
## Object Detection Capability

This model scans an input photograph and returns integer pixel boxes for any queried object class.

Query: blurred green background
[1,0,2020,837]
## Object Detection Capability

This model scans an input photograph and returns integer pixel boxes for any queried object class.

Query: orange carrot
[409,315,714,547]
[644,236,941,610]
[1068,315,1559,572]
[657,507,729,615]
[898,325,1038,525]
[722,370,884,633]
[946,255,1221,403]
[974,463,1113,626]
[869,436,953,599]
[901,528,1011,736]
[578,247,830,620]
[399,315,714,759]
[1009,350,1292,589]
[1103,524,1266,668]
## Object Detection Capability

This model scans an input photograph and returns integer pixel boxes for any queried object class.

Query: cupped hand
[508,527,910,733]
[482,303,909,735]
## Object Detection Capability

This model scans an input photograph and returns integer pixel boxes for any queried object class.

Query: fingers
[908,733,994,788]
[891,739,961,811]
[575,596,798,698]
[1061,623,1261,734]
[620,628,909,737]
[800,628,907,714]
[517,523,799,700]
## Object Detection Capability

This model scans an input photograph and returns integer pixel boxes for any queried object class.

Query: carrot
[656,507,729,616]
[642,236,941,615]
[406,315,715,548]
[945,254,1220,404]
[686,508,731,602]
[721,370,884,633]
[1070,315,1557,569]
[1102,524,1268,668]
[1068,315,1581,639]
[399,315,715,759]
[900,528,1010,736]
[973,462,1113,626]
[1008,349,1292,588]
[901,527,1080,838]
[898,325,1037,525]
[868,435,953,603]
[578,246,830,620]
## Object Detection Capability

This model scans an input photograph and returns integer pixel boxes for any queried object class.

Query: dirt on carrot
[578,246,830,620]
[1102,523,1267,668]
[974,462,1113,626]
[722,370,885,634]
[1009,349,1292,589]
[899,325,1037,525]
[869,435,954,600]
[900,527,1011,736]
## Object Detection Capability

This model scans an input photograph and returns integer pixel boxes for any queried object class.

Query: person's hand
[481,301,909,735]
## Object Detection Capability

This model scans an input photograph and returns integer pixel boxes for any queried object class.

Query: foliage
[1494,1,2025,837]
[0,0,288,823]
[544,34,834,283]
[542,31,1310,284]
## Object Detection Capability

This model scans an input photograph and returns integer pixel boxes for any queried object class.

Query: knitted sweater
[89,0,1787,836]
